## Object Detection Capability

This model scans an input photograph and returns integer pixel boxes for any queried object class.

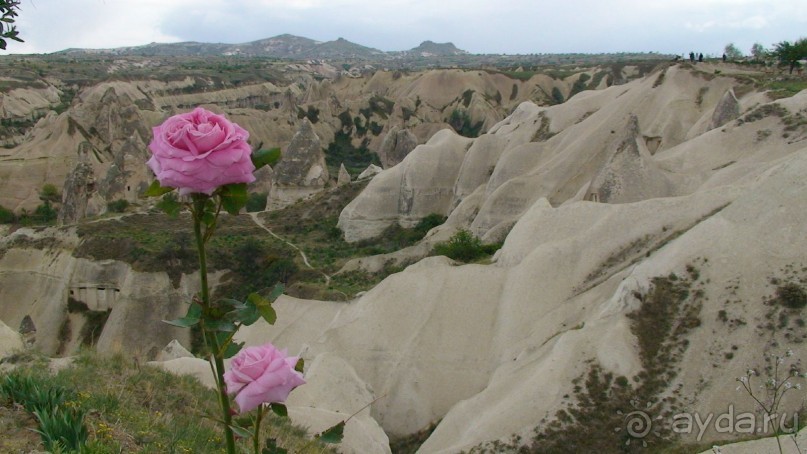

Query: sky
[4,0,806,56]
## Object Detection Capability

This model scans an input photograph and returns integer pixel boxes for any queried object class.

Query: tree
[723,43,743,61]
[750,43,767,62]
[39,184,61,204]
[0,0,23,50]
[772,38,807,74]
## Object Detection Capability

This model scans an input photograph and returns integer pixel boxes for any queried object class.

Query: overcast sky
[5,0,806,56]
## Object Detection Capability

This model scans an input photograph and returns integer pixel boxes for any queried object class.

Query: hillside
[1,60,806,452]
[0,55,655,216]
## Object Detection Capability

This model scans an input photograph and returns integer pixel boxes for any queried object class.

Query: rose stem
[192,194,236,454]
[253,404,265,454]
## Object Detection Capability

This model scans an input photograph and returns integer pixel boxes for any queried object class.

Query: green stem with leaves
[192,194,236,454]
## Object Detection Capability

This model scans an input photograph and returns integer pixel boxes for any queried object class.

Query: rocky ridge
[0,60,639,218]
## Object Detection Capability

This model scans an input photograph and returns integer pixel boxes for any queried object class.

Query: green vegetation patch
[262,185,445,298]
[432,229,501,263]
[74,212,295,294]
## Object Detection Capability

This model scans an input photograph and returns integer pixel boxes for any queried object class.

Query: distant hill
[403,40,468,57]
[57,34,460,60]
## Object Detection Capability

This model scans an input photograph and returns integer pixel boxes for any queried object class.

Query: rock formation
[0,318,23,359]
[586,114,674,203]
[337,130,474,241]
[709,88,740,130]
[58,158,98,225]
[3,62,806,452]
[358,164,383,180]
[337,163,351,186]
[269,118,330,209]
[377,126,418,168]
[338,64,776,242]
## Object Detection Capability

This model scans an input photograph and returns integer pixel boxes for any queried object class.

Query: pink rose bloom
[224,343,305,414]
[147,107,256,195]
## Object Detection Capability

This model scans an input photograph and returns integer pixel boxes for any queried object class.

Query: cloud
[3,0,806,55]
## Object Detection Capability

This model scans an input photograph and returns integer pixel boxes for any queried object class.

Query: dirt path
[247,212,331,286]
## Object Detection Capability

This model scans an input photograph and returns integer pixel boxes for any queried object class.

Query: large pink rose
[147,107,256,195]
[224,343,305,414]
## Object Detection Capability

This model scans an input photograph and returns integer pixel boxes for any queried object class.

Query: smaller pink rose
[224,343,305,414]
[147,107,256,195]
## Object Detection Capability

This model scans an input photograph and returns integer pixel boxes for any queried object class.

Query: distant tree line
[723,38,807,74]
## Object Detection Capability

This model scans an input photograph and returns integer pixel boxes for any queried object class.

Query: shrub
[34,203,58,222]
[413,213,446,238]
[433,229,500,263]
[551,87,565,104]
[245,192,268,212]
[448,109,483,138]
[0,204,14,223]
[107,199,129,213]
[777,282,807,309]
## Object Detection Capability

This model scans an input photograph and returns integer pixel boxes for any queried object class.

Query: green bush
[413,213,446,238]
[107,199,129,213]
[777,282,807,309]
[551,87,565,104]
[0,204,14,223]
[245,192,268,212]
[433,229,500,263]
[448,109,483,138]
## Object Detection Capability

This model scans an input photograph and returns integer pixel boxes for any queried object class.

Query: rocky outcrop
[338,65,767,242]
[709,88,740,130]
[586,114,674,203]
[338,130,474,242]
[337,163,351,186]
[0,318,23,359]
[0,231,195,359]
[58,158,98,225]
[269,118,329,209]
[358,164,382,180]
[377,126,418,168]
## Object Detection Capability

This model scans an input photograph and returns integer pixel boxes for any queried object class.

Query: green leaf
[156,196,182,217]
[267,284,285,302]
[205,319,236,332]
[262,438,288,454]
[248,291,278,325]
[143,180,174,197]
[257,302,277,326]
[294,358,304,374]
[219,183,248,215]
[269,403,288,418]
[222,340,244,359]
[252,148,281,170]
[233,415,255,429]
[236,298,260,326]
[229,424,253,440]
[163,303,202,328]
[247,293,269,308]
[221,298,246,310]
[316,421,345,444]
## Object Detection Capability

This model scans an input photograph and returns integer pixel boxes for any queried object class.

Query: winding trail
[248,212,331,286]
